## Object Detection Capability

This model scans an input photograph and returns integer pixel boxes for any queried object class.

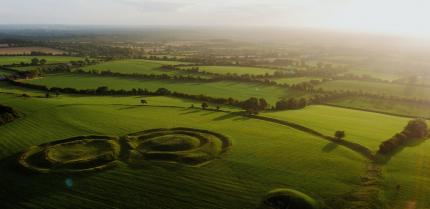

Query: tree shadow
[200,111,218,116]
[0,153,90,207]
[212,111,250,121]
[117,105,143,110]
[212,112,241,121]
[179,109,201,115]
[322,142,338,153]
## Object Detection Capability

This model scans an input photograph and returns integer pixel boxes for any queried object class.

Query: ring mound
[260,189,319,209]
[18,136,120,173]
[125,128,231,165]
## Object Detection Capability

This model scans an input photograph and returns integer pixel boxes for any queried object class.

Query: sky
[1,0,430,38]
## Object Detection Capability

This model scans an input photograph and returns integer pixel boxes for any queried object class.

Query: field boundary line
[322,103,429,120]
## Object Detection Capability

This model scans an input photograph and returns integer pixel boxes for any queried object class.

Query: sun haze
[1,0,429,37]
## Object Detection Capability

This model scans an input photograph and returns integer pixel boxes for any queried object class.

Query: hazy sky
[1,0,429,37]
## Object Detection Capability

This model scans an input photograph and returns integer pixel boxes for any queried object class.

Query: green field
[382,140,430,209]
[0,69,13,77]
[0,93,364,209]
[10,65,52,72]
[0,56,83,66]
[326,96,430,118]
[317,80,430,100]
[262,105,410,150]
[82,59,192,75]
[274,77,322,85]
[341,69,403,81]
[191,66,276,75]
[22,73,310,104]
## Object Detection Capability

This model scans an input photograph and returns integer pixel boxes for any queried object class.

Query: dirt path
[346,161,383,209]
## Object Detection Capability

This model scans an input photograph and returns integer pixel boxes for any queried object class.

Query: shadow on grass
[117,105,143,110]
[322,142,338,153]
[212,111,250,121]
[375,138,428,164]
[0,153,95,207]
[180,109,201,115]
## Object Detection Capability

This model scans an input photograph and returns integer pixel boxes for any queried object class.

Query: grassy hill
[0,93,364,209]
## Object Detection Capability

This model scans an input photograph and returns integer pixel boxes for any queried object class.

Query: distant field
[326,96,430,118]
[0,56,83,66]
[0,47,65,55]
[274,77,322,85]
[189,66,277,75]
[22,73,311,104]
[262,105,410,150]
[0,93,363,209]
[341,69,403,81]
[317,80,430,100]
[0,69,13,77]
[82,59,192,75]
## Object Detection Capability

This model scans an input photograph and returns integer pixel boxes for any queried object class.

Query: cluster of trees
[275,98,307,110]
[4,59,99,80]
[378,119,428,154]
[31,58,47,65]
[239,97,268,114]
[0,104,19,126]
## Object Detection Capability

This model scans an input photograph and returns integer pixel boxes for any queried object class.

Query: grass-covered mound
[125,127,232,165]
[18,135,120,173]
[0,104,19,126]
[260,188,319,209]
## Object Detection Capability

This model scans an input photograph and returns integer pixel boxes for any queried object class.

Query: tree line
[378,119,428,155]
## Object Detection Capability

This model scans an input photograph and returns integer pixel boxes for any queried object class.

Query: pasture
[0,93,364,209]
[274,77,322,85]
[0,47,66,55]
[0,56,83,66]
[326,96,430,118]
[382,140,430,209]
[316,80,430,100]
[0,69,13,77]
[341,69,403,81]
[189,66,277,75]
[82,59,192,75]
[22,73,310,104]
[262,105,411,150]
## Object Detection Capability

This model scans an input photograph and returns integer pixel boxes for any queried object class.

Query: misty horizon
[1,0,429,38]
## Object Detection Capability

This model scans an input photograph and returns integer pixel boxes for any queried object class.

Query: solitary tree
[39,59,47,65]
[216,106,220,111]
[31,58,40,66]
[140,99,147,105]
[201,102,208,110]
[335,131,345,139]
